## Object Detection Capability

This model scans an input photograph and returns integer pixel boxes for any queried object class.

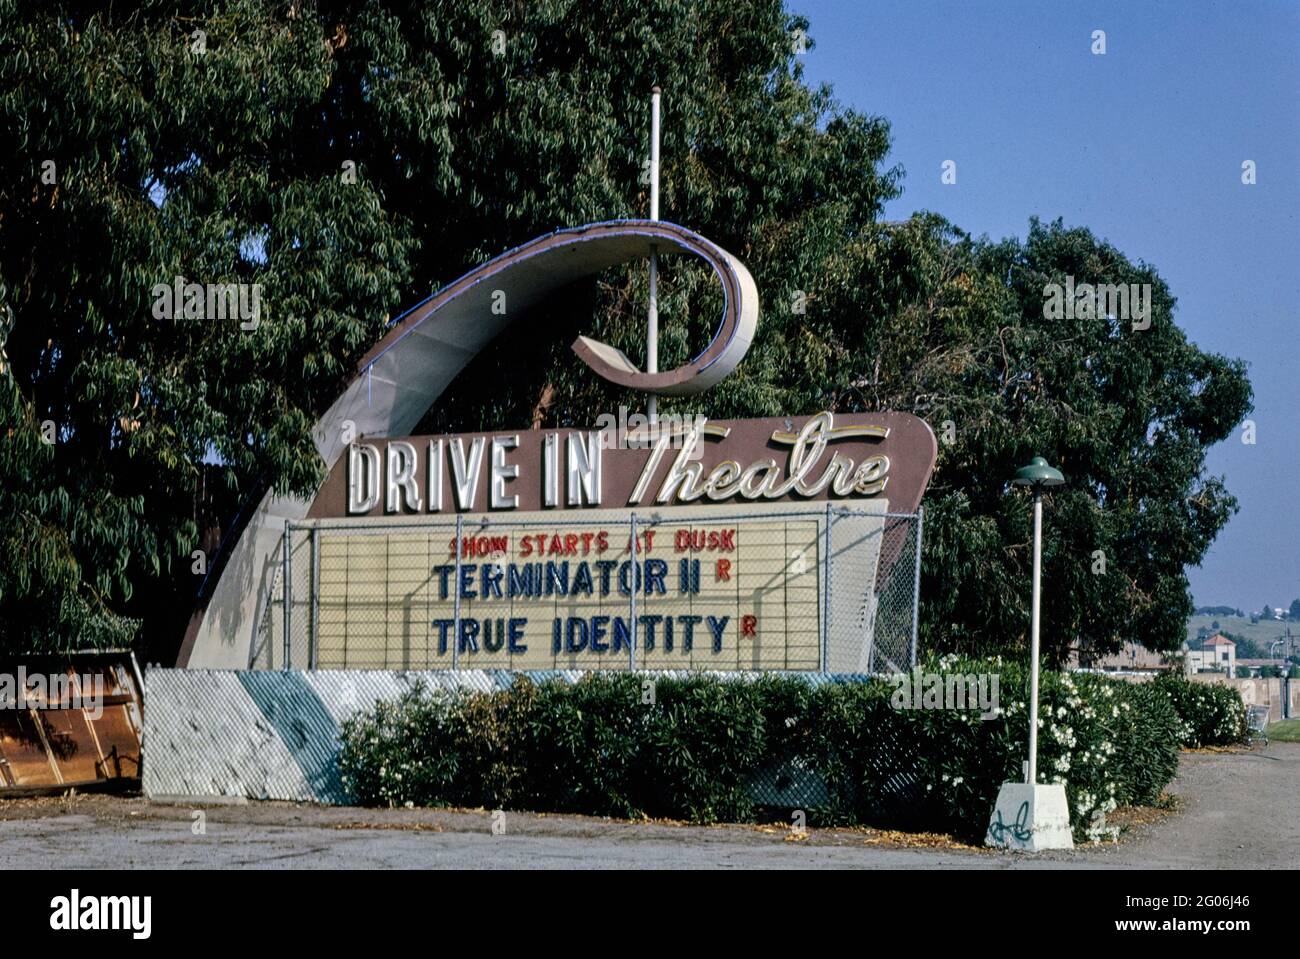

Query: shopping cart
[1246,704,1270,745]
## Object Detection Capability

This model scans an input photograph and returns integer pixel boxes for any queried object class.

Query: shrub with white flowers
[1153,674,1249,748]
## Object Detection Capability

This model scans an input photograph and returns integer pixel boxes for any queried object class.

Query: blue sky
[795,0,1300,611]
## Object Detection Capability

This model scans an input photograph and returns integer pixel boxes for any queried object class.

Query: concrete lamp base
[985,782,1074,851]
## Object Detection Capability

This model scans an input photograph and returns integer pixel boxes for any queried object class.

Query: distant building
[1071,641,1174,674]
[1183,633,1236,674]
[1235,658,1283,677]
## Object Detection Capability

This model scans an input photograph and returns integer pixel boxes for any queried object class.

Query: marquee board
[305,506,829,671]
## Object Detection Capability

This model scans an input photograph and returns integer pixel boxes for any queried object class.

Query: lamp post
[986,455,1073,851]
[1011,456,1064,785]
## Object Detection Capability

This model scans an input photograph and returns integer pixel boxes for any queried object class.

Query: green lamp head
[1012,456,1065,488]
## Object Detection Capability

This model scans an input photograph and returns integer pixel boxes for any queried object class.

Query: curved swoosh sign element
[356,218,758,396]
[181,220,759,667]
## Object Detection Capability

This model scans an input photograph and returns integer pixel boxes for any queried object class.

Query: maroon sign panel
[309,411,936,518]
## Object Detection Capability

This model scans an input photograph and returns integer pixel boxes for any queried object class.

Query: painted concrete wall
[143,669,540,802]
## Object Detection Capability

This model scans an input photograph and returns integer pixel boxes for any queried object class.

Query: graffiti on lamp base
[987,800,1034,844]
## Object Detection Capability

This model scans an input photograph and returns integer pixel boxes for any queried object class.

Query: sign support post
[310,526,320,669]
[647,86,661,427]
[629,512,639,670]
[452,514,463,671]
[822,503,832,673]
[282,520,292,670]
[910,506,924,668]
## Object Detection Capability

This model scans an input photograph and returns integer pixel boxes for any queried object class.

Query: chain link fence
[252,506,922,677]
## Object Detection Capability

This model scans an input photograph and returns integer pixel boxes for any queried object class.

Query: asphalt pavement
[1,743,1295,869]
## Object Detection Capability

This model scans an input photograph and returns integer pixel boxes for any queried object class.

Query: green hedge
[340,656,1190,842]
[1154,674,1249,747]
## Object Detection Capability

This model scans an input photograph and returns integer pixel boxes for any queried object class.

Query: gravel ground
[0,743,1295,869]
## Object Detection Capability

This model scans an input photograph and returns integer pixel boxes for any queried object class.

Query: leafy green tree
[1,0,419,654]
[0,352,141,648]
[0,0,1251,664]
[849,219,1251,662]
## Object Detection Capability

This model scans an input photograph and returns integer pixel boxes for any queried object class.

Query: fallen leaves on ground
[861,829,983,851]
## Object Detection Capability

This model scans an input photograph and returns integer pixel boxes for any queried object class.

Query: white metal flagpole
[647,86,660,426]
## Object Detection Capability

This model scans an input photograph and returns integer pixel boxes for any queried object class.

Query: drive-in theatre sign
[304,410,934,671]
[180,219,936,672]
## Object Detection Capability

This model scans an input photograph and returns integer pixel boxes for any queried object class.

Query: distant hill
[1186,614,1297,659]
[1193,605,1245,618]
